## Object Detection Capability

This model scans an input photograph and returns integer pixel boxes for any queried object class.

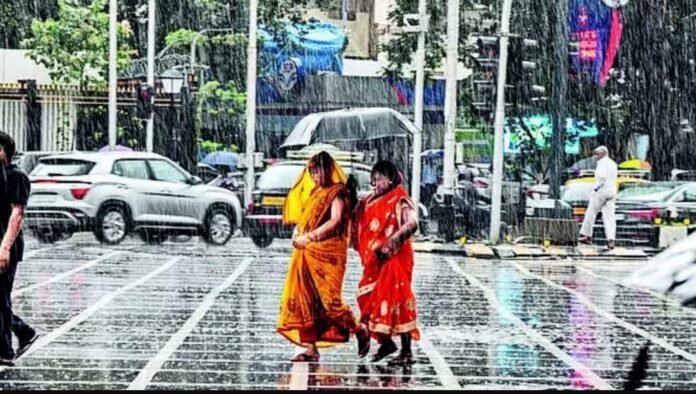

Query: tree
[21,0,135,87]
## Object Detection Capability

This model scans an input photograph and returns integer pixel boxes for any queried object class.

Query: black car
[243,159,373,248]
[591,182,696,247]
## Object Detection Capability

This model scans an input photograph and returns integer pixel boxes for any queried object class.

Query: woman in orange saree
[354,160,420,366]
[277,151,369,362]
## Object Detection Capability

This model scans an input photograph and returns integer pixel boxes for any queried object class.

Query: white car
[25,151,243,245]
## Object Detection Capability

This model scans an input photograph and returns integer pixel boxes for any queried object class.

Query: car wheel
[251,234,274,248]
[204,206,235,246]
[94,205,129,245]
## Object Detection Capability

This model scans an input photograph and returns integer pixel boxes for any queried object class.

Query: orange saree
[277,161,359,348]
[355,185,420,341]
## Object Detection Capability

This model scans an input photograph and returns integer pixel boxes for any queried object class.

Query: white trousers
[579,190,616,241]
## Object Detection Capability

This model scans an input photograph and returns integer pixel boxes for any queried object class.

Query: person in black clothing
[0,131,39,365]
[456,169,484,238]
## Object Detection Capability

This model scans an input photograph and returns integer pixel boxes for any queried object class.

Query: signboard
[569,0,624,86]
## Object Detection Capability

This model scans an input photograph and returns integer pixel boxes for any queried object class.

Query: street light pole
[108,0,118,149]
[489,0,513,243]
[146,0,156,153]
[244,0,258,208]
[187,28,235,87]
[410,0,427,217]
[443,0,459,193]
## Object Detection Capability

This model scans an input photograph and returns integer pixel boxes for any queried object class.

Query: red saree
[354,186,420,341]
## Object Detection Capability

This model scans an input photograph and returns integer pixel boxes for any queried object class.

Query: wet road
[1,234,694,390]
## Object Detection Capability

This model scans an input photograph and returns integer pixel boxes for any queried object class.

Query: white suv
[25,151,243,245]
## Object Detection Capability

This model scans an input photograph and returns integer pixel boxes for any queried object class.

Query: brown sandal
[291,352,320,362]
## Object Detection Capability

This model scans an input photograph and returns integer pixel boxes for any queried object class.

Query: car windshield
[257,164,304,190]
[617,185,678,201]
[256,162,370,191]
[31,158,96,176]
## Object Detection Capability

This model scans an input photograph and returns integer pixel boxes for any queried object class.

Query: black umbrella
[280,107,417,149]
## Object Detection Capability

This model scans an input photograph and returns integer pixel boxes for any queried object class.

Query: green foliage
[198,139,239,154]
[21,0,135,87]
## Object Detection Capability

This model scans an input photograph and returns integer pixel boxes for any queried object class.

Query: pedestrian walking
[276,151,369,362]
[578,145,618,249]
[0,131,39,366]
[421,157,439,207]
[353,160,420,366]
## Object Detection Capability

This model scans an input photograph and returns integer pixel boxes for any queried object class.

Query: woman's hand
[293,234,311,249]
[376,239,397,261]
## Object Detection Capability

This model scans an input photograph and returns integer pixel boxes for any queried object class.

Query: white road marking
[417,333,462,390]
[507,260,696,365]
[2,257,181,373]
[127,257,253,390]
[446,258,614,390]
[288,347,309,391]
[14,251,121,296]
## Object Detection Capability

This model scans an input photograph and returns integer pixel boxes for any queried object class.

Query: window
[148,160,189,183]
[112,160,150,180]
[31,159,96,176]
[351,169,372,193]
[684,188,696,203]
[257,164,304,190]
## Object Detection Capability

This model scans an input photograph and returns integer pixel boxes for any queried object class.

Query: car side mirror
[188,176,203,185]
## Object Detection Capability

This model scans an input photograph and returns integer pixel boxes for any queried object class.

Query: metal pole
[187,28,235,88]
[550,0,568,200]
[489,0,513,243]
[146,0,156,153]
[108,0,118,149]
[244,0,258,208]
[443,0,459,192]
[410,0,427,217]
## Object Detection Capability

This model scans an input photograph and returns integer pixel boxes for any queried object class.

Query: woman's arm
[307,197,346,242]
[293,196,346,248]
[377,202,418,259]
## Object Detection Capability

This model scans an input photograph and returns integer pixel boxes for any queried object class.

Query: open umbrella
[421,149,444,160]
[202,151,239,169]
[280,107,417,149]
[624,232,696,305]
[99,145,132,152]
[619,159,652,170]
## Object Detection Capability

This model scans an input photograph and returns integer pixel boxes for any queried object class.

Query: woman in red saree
[354,160,420,366]
[277,151,369,362]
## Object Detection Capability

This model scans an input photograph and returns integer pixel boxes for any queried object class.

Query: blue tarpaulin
[258,20,346,76]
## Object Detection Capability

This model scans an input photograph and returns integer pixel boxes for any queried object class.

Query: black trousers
[0,237,35,359]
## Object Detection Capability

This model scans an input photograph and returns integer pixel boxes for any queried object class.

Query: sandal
[371,340,397,363]
[356,324,371,358]
[291,352,320,362]
[387,353,416,366]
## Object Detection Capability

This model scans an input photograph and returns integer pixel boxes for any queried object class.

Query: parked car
[25,151,243,245]
[595,181,696,247]
[12,151,70,175]
[244,156,373,248]
[562,176,648,223]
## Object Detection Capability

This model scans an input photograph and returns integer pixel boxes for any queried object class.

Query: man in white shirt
[578,146,618,249]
